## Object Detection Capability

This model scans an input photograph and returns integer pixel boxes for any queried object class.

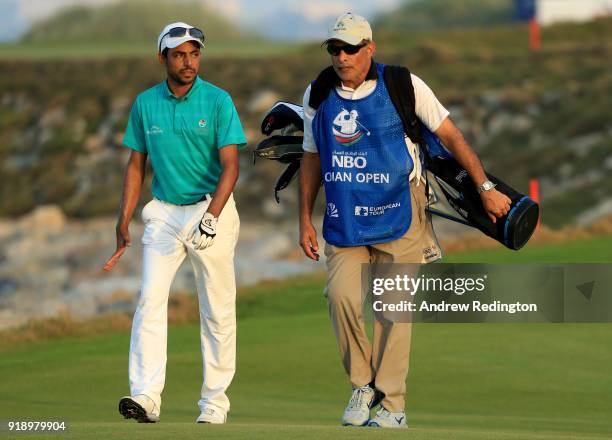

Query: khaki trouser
[324,182,442,412]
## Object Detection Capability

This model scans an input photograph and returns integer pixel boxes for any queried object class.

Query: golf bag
[419,124,539,250]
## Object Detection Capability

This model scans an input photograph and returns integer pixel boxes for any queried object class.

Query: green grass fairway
[1,238,611,439]
[445,234,612,263]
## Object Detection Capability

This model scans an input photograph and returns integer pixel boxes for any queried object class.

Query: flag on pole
[529,178,541,230]
[514,0,540,51]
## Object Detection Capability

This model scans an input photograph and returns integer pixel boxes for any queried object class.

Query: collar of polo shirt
[165,76,203,100]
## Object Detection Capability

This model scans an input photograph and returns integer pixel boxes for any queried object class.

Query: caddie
[299,12,511,428]
[104,21,246,424]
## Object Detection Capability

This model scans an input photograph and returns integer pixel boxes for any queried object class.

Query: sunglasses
[326,42,367,56]
[159,27,205,52]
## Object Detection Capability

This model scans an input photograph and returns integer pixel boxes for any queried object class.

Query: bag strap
[308,66,338,110]
[382,65,424,147]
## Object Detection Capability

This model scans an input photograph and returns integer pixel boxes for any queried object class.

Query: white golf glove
[190,212,217,250]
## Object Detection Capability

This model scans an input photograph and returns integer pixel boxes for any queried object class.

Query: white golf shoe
[196,407,226,424]
[341,385,376,426]
[367,407,407,428]
[118,394,160,423]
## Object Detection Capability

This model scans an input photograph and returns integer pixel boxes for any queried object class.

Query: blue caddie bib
[312,63,413,247]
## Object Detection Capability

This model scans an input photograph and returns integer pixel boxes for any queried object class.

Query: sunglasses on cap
[159,27,205,52]
[326,42,367,56]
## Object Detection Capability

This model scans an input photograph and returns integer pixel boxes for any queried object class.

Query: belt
[155,193,211,206]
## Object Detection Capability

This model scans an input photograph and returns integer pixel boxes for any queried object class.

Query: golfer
[299,12,510,428]
[104,22,246,424]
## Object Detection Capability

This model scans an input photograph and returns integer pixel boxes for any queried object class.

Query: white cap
[157,22,205,53]
[324,12,372,46]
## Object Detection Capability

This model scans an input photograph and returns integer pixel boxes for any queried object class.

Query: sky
[213,0,401,40]
[2,0,401,41]
[538,0,612,25]
[3,0,612,42]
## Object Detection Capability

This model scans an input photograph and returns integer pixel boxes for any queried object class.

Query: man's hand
[300,221,320,261]
[189,212,217,250]
[435,118,512,224]
[104,224,131,271]
[481,188,512,223]
[104,150,146,272]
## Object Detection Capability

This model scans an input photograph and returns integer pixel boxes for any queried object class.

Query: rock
[262,198,286,219]
[571,132,605,157]
[39,106,66,129]
[111,96,131,113]
[3,154,39,171]
[0,220,14,240]
[38,127,53,146]
[541,90,564,105]
[71,118,87,142]
[0,277,18,298]
[529,132,552,151]
[576,198,612,226]
[558,163,572,179]
[247,90,280,114]
[113,132,124,146]
[19,205,66,233]
[526,103,540,117]
[84,134,104,152]
[480,90,504,110]
[487,112,532,136]
[244,127,259,144]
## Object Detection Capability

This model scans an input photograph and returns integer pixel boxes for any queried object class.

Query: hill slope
[0,17,610,227]
[21,0,259,46]
[374,0,514,32]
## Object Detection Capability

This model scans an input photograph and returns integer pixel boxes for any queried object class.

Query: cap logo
[334,22,347,31]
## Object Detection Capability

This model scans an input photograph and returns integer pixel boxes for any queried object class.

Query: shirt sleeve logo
[146,125,164,135]
[198,119,207,128]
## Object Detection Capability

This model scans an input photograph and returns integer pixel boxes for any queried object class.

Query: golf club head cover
[261,101,305,135]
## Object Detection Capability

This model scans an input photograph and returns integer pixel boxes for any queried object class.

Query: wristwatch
[477,180,497,194]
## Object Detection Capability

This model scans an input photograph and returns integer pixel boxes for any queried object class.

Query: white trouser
[129,194,239,417]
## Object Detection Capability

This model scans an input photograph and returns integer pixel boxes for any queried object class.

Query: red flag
[529,17,541,51]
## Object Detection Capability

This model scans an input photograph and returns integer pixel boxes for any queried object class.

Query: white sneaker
[196,407,226,424]
[341,385,376,426]
[367,407,407,428]
[118,394,160,423]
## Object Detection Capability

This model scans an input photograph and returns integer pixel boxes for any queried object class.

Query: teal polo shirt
[123,76,246,204]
